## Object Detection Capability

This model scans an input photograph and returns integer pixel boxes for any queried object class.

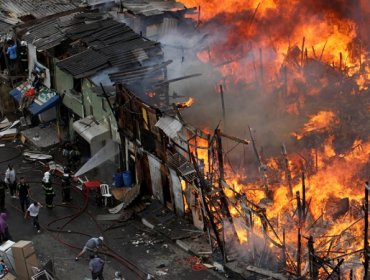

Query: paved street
[0,141,228,280]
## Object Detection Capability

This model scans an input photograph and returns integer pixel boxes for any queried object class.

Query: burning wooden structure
[121,0,370,279]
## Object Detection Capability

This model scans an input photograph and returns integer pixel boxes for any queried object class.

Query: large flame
[180,0,370,277]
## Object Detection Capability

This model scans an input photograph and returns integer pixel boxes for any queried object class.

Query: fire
[177,97,195,108]
[303,110,337,133]
[181,0,369,88]
[179,0,370,277]
[145,91,156,98]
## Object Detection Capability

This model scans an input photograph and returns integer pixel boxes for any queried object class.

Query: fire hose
[7,178,151,280]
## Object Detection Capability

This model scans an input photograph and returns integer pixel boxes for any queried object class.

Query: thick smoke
[159,0,370,172]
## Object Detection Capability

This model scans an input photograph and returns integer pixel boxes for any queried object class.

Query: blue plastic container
[114,173,123,187]
[122,170,132,187]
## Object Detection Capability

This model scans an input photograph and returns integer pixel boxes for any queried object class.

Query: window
[73,78,82,93]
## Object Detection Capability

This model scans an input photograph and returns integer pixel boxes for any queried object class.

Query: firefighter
[61,166,72,204]
[42,172,55,208]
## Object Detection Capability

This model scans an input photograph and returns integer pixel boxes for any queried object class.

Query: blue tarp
[9,88,60,115]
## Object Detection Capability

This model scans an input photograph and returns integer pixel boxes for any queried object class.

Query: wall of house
[82,79,120,143]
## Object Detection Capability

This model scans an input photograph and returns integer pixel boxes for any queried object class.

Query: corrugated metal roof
[122,1,185,16]
[22,12,165,87]
[57,49,109,78]
[0,0,79,19]
[155,116,182,139]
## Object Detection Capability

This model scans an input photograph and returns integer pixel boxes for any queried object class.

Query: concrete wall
[54,65,84,118]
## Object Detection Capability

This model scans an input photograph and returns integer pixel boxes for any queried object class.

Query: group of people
[1,163,73,210]
[77,236,126,280]
[1,163,125,279]
[75,236,124,280]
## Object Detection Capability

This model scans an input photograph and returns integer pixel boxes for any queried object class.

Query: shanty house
[0,0,81,115]
[17,11,168,157]
[114,0,190,40]
[114,83,209,228]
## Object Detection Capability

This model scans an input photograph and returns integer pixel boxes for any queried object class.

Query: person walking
[75,236,104,261]
[89,254,104,280]
[0,213,11,242]
[61,166,72,204]
[42,172,55,208]
[17,177,30,213]
[0,180,6,211]
[4,164,16,198]
[24,201,42,233]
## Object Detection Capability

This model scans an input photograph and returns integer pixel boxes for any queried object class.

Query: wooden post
[248,126,269,196]
[198,5,201,25]
[339,52,343,72]
[219,85,226,125]
[364,182,369,280]
[297,228,301,277]
[215,128,225,182]
[301,37,305,67]
[281,144,293,197]
[308,236,318,280]
[296,191,302,224]
[282,228,286,272]
[319,40,328,61]
[302,172,306,222]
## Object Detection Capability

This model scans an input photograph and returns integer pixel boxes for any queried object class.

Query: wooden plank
[246,265,288,280]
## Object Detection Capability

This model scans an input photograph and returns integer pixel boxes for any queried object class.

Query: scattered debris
[108,202,124,214]
[23,151,53,161]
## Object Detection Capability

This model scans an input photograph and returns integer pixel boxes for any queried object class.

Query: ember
[145,91,157,98]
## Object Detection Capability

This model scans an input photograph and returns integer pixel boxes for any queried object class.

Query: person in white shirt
[4,164,16,198]
[24,201,43,233]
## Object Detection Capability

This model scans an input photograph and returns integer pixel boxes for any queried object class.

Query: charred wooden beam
[297,228,301,277]
[191,153,226,261]
[302,172,306,222]
[219,131,250,145]
[296,191,302,225]
[324,259,344,280]
[154,73,202,87]
[281,144,293,197]
[308,236,319,280]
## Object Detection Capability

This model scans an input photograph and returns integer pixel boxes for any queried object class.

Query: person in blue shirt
[6,40,17,68]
